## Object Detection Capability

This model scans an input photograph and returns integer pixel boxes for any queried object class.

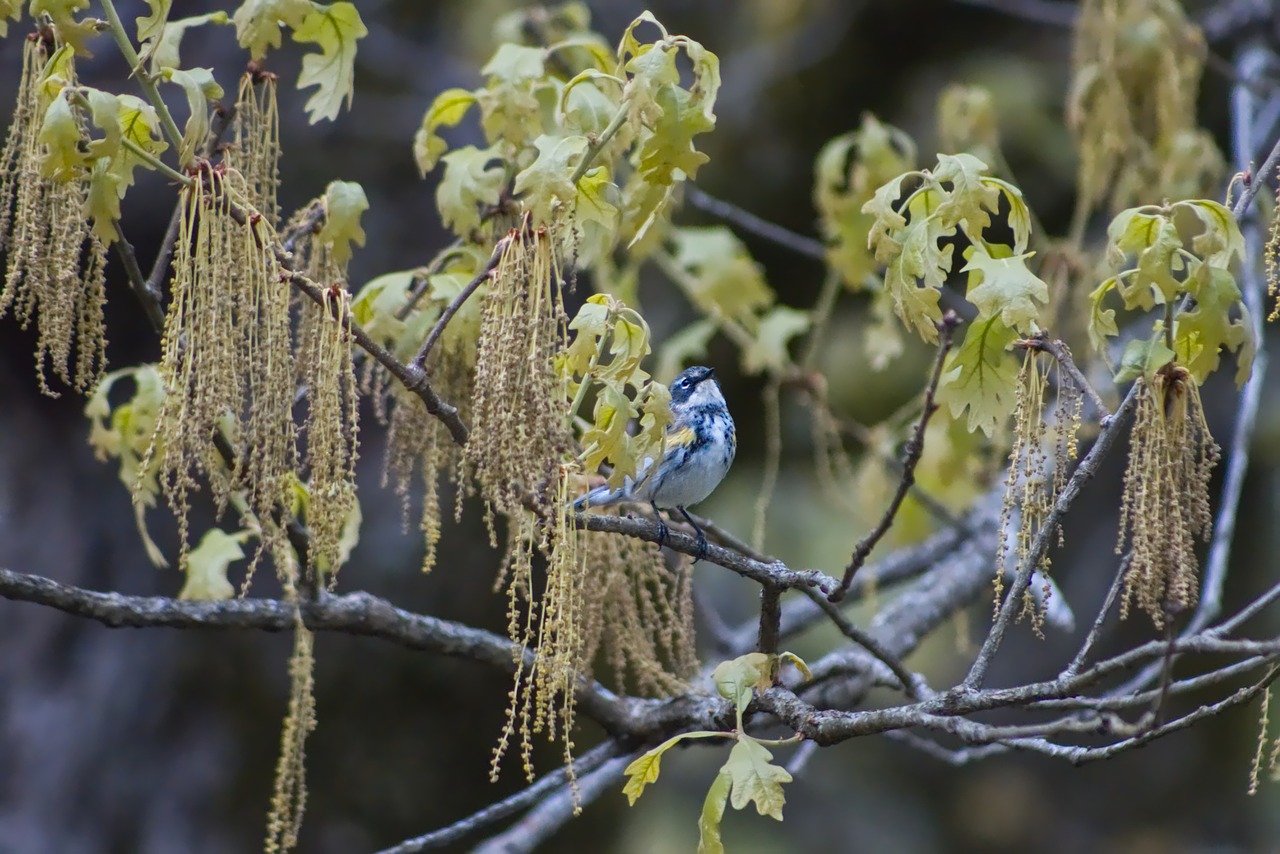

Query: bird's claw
[655,518,669,547]
[693,530,708,561]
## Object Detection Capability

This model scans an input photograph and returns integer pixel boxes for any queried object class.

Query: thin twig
[409,238,506,371]
[757,584,782,654]
[1230,134,1280,220]
[280,199,325,255]
[376,741,621,853]
[799,586,925,700]
[831,311,958,601]
[1061,552,1131,678]
[1019,336,1111,423]
[963,384,1140,689]
[472,753,635,854]
[685,184,826,261]
[111,221,166,333]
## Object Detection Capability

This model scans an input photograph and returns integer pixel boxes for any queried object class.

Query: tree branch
[408,238,506,372]
[1018,335,1112,423]
[376,741,622,853]
[962,384,1140,689]
[685,184,826,261]
[832,311,958,601]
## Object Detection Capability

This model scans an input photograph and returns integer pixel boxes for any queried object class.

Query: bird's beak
[706,367,716,378]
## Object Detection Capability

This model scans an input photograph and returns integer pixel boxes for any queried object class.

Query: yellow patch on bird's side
[667,426,697,449]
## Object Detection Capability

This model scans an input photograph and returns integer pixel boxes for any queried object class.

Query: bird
[572,365,736,559]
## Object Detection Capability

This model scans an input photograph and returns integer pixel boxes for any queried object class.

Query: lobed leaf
[180,528,248,601]
[232,0,310,59]
[412,88,477,175]
[436,145,505,236]
[293,1,367,124]
[318,179,368,266]
[161,66,224,167]
[938,316,1019,436]
[962,243,1048,334]
[725,737,792,820]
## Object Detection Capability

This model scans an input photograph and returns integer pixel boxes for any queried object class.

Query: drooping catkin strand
[1116,367,1219,628]
[0,38,106,395]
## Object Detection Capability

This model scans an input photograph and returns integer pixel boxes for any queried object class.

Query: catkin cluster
[1117,366,1219,628]
[0,37,106,395]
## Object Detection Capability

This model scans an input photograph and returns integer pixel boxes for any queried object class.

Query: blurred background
[2,0,1280,851]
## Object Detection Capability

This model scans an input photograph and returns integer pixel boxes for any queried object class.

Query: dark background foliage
[2,1,1279,851]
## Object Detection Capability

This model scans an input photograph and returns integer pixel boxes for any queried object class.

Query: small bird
[573,365,736,558]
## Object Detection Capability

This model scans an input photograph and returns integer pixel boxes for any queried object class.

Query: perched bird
[572,365,736,558]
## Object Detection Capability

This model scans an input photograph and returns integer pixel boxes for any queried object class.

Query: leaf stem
[99,0,185,153]
[569,102,629,185]
[121,136,192,187]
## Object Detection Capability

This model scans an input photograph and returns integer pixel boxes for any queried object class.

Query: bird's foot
[693,529,708,561]
[655,517,669,547]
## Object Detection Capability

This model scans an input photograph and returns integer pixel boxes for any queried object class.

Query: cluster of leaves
[1090,199,1254,387]
[863,152,1048,435]
[623,652,809,853]
[416,6,719,257]
[563,293,671,489]
[815,114,918,293]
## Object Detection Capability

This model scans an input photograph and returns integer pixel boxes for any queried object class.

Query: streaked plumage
[573,365,735,556]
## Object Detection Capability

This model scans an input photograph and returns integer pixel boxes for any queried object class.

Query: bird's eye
[677,377,691,389]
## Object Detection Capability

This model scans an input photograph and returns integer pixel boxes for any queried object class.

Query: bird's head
[669,365,723,409]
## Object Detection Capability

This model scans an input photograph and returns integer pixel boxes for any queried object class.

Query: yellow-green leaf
[513,134,590,224]
[86,365,168,566]
[31,0,97,54]
[319,179,368,266]
[1174,264,1253,384]
[149,12,231,72]
[741,306,810,376]
[938,316,1019,436]
[292,1,367,124]
[0,0,22,37]
[1114,337,1175,384]
[38,44,77,104]
[621,731,724,806]
[962,243,1048,333]
[85,157,122,243]
[161,66,224,166]
[180,528,248,600]
[724,737,792,820]
[1087,277,1120,359]
[697,764,732,854]
[436,145,504,236]
[232,0,310,58]
[135,0,170,44]
[37,94,82,181]
[412,87,476,175]
[712,652,773,714]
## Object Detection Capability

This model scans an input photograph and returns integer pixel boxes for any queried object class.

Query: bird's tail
[571,483,629,511]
